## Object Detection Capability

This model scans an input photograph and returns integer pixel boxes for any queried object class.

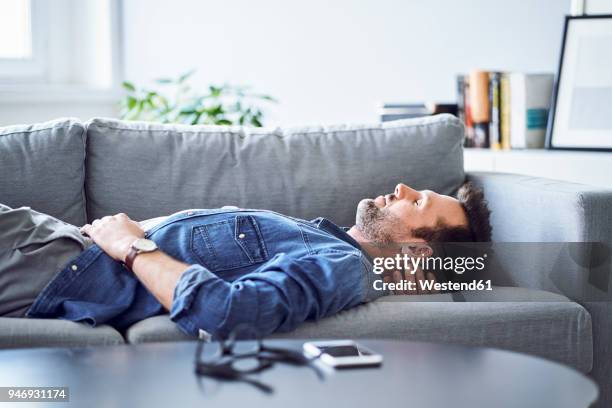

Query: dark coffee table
[0,340,598,408]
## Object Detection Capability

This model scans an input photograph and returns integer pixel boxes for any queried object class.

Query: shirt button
[71,265,78,271]
[238,233,246,239]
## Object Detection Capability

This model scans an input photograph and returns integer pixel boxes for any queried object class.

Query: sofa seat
[125,286,592,373]
[0,318,125,349]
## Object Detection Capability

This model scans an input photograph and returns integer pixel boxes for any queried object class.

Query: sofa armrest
[466,171,612,406]
[465,171,612,301]
[466,171,612,243]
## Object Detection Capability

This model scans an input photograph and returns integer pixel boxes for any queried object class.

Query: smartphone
[303,340,383,368]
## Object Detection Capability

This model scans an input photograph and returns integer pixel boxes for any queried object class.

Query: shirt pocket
[190,215,269,272]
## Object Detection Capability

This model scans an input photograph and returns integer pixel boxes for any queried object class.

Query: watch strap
[125,245,140,271]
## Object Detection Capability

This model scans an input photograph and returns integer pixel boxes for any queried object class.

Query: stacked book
[457,71,554,149]
[379,103,458,122]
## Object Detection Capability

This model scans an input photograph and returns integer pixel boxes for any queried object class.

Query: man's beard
[355,199,402,245]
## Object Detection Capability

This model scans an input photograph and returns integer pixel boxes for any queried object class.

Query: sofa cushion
[125,316,193,344]
[124,286,592,373]
[84,114,464,226]
[0,318,124,349]
[273,287,593,374]
[0,118,87,226]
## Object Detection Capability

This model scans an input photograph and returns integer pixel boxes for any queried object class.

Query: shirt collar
[311,217,363,252]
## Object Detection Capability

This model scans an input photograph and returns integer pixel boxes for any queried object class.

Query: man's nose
[395,183,420,200]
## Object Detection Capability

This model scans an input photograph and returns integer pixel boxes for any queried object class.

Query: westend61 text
[373,279,493,292]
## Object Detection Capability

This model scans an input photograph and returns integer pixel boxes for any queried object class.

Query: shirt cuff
[169,264,217,326]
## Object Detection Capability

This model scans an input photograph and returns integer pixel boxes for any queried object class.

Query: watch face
[133,238,158,252]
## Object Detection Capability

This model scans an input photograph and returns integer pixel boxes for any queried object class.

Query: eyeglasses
[194,324,323,393]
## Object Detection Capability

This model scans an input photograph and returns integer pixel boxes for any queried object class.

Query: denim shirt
[27,209,386,339]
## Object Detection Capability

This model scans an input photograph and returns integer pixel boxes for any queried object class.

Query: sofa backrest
[0,118,87,226]
[84,114,465,226]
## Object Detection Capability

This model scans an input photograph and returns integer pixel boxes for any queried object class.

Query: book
[456,75,465,126]
[379,104,430,122]
[469,70,490,148]
[463,76,475,147]
[500,73,511,150]
[509,73,554,149]
[425,103,458,116]
[379,103,458,122]
[488,72,501,150]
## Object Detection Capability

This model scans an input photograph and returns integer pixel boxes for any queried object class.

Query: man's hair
[412,182,492,243]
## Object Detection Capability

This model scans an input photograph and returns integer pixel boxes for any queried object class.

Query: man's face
[355,183,468,244]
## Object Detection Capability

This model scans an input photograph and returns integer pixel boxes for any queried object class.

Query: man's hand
[83,212,188,311]
[80,213,145,262]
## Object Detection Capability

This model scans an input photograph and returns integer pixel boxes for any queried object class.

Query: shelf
[463,148,612,188]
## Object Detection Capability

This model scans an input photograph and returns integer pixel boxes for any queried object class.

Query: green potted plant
[119,70,276,127]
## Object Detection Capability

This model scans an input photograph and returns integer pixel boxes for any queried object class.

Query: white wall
[122,0,571,126]
[0,97,117,126]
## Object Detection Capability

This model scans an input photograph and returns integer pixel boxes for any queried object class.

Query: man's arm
[129,251,188,310]
[80,213,187,310]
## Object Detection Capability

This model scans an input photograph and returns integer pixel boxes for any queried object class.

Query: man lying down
[0,183,491,339]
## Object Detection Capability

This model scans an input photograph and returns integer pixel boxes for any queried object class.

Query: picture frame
[546,15,612,151]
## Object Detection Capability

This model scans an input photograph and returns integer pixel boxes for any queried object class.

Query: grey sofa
[1,115,610,406]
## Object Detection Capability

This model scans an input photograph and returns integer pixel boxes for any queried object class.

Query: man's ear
[401,243,433,257]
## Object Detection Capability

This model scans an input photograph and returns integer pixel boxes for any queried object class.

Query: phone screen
[318,345,373,357]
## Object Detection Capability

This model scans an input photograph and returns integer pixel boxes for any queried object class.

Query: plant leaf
[259,95,277,102]
[209,85,222,97]
[127,96,137,110]
[179,69,196,83]
[216,118,232,125]
[155,78,173,84]
[251,116,263,127]
[122,81,136,92]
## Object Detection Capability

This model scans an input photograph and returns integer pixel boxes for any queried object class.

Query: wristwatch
[124,238,158,271]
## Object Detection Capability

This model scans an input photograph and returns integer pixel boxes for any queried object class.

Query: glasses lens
[199,342,223,364]
[232,339,261,357]
[231,356,267,373]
